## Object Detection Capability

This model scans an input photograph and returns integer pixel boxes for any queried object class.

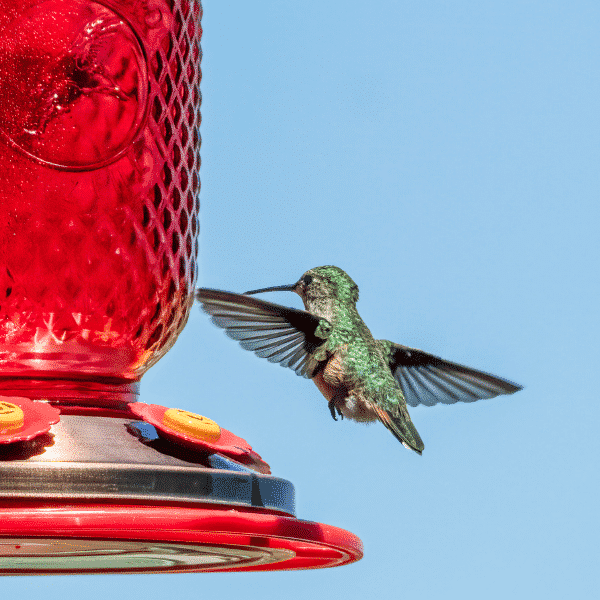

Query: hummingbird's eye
[302,274,313,286]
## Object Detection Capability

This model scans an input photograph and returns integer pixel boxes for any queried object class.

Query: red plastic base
[0,502,363,574]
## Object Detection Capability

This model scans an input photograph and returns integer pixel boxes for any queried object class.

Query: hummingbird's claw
[328,399,344,421]
[328,399,337,421]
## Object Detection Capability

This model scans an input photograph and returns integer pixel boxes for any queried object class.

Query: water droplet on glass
[145,9,162,28]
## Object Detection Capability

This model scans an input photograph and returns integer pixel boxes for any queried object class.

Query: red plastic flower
[129,403,270,474]
[0,396,60,444]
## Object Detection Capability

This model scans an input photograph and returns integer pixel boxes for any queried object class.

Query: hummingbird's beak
[244,283,298,295]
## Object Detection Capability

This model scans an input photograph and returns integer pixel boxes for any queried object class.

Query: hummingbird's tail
[374,405,425,455]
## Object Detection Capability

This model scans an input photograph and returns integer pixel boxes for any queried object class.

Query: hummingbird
[196,266,522,454]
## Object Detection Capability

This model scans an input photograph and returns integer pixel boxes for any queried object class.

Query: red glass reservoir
[0,0,202,404]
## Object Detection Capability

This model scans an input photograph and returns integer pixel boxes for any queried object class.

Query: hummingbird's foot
[328,399,344,421]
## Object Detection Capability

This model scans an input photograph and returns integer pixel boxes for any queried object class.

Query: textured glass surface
[0,0,202,387]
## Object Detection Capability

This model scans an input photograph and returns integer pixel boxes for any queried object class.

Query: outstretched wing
[196,289,331,378]
[379,340,523,407]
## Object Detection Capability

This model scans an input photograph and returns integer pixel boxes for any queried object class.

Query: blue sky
[8,0,599,598]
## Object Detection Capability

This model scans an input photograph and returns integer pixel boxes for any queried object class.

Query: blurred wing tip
[506,382,524,393]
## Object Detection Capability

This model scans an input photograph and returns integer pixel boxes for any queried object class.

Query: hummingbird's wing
[196,289,332,378]
[379,340,522,407]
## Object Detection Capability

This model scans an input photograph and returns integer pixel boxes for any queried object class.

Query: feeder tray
[0,398,362,574]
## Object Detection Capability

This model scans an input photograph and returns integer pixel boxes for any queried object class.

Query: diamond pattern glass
[0,0,202,402]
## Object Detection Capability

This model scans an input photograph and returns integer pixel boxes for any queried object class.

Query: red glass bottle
[0,0,202,405]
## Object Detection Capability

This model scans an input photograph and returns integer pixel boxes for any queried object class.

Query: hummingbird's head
[294,266,359,305]
[244,265,359,306]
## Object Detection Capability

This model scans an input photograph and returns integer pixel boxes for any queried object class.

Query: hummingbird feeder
[0,0,362,574]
